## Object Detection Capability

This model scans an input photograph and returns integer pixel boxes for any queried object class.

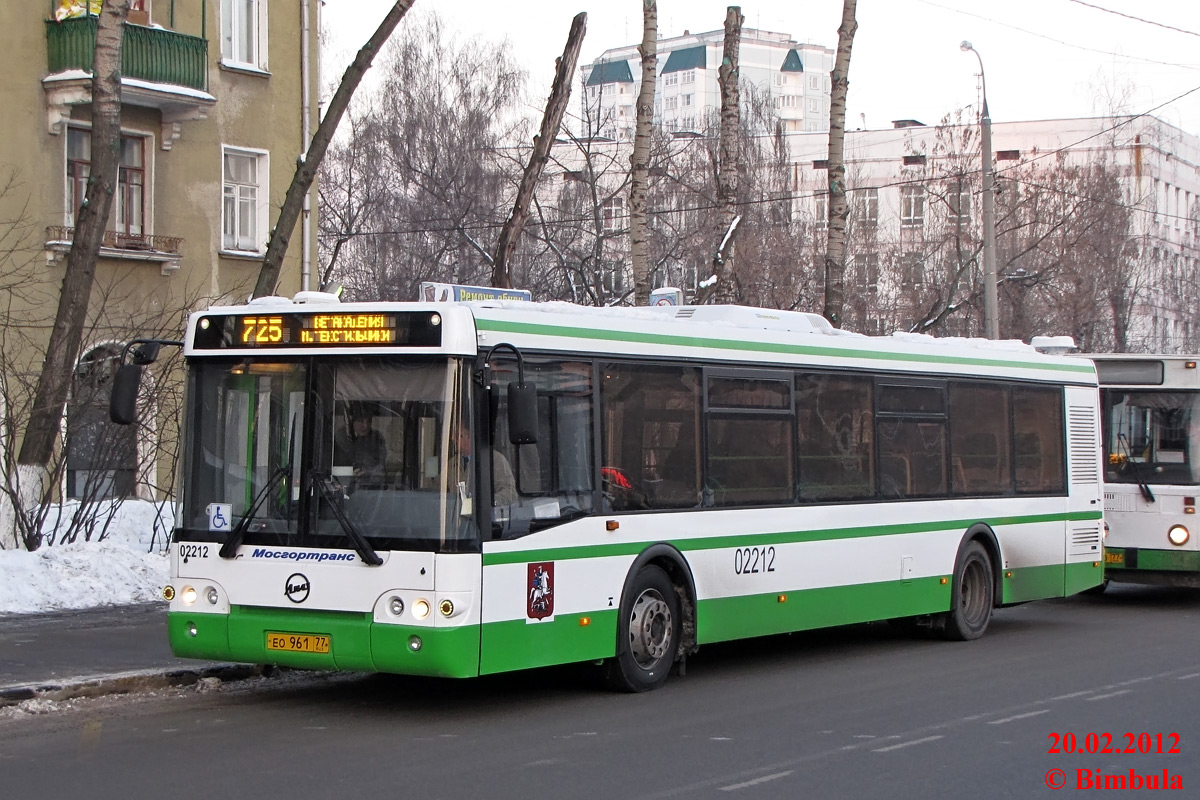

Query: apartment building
[0,1,319,509]
[581,27,833,139]
[784,115,1200,348]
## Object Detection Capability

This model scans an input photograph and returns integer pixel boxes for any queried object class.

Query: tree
[821,0,857,328]
[491,13,586,289]
[629,1,657,305]
[253,0,415,298]
[16,0,130,544]
[318,12,527,300]
[699,6,744,305]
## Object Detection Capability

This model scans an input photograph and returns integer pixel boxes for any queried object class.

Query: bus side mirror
[110,363,143,425]
[130,341,162,365]
[507,382,538,445]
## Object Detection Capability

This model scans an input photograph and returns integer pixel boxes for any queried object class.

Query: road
[1,584,1196,799]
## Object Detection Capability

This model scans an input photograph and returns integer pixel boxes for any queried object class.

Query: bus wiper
[220,413,299,559]
[1118,432,1155,503]
[311,472,384,566]
[219,463,290,559]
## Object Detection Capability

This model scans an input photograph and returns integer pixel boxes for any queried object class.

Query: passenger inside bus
[457,422,517,507]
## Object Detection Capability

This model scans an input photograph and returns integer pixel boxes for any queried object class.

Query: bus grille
[1070,525,1102,556]
[1068,405,1099,484]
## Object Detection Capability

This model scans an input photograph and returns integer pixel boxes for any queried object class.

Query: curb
[0,663,267,709]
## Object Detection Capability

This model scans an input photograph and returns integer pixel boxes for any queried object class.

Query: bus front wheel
[605,565,680,692]
[938,541,994,641]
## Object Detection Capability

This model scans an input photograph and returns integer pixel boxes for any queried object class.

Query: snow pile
[0,500,172,616]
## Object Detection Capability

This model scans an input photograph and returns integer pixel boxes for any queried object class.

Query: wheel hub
[629,589,673,668]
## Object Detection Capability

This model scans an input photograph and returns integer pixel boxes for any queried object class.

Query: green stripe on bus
[481,510,1103,566]
[475,318,1097,375]
[479,610,618,675]
[697,576,950,643]
[172,607,482,678]
[1065,560,1106,596]
[1105,547,1200,573]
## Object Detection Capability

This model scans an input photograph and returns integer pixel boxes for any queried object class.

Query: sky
[321,0,1200,135]
[0,501,168,615]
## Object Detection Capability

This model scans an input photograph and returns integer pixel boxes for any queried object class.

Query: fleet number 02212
[734,546,776,574]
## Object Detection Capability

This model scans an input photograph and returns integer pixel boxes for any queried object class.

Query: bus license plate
[266,632,331,654]
[1104,552,1124,564]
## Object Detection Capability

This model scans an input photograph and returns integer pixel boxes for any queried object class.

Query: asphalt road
[1,583,1196,799]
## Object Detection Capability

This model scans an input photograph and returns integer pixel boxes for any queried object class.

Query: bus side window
[602,364,701,511]
[492,359,595,535]
[1013,387,1065,493]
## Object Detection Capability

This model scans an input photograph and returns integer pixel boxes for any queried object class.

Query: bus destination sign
[192,311,443,350]
[299,314,397,345]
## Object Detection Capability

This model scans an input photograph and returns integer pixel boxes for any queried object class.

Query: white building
[581,28,834,140]
[782,115,1200,349]
[543,112,1200,350]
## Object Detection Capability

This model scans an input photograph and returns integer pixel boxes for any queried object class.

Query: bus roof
[185,296,1096,384]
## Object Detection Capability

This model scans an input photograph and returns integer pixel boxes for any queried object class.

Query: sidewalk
[0,603,260,706]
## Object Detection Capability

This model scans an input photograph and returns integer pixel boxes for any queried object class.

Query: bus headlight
[205,586,219,605]
[412,598,431,620]
[181,586,197,605]
[388,596,405,616]
[1168,525,1190,546]
[439,599,454,617]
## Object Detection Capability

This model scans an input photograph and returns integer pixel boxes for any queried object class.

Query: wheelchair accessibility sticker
[207,503,232,533]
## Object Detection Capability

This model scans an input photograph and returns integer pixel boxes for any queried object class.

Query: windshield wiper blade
[220,412,300,559]
[219,464,290,559]
[311,472,384,566]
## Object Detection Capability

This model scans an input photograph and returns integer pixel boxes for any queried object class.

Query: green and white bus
[130,295,1105,691]
[1092,354,1200,588]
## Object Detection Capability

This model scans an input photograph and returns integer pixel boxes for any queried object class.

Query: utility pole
[961,41,999,339]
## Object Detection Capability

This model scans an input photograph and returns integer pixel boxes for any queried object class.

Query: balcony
[43,16,215,148]
[45,226,183,275]
[46,16,207,90]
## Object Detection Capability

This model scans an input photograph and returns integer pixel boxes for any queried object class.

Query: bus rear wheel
[605,565,680,692]
[939,541,994,641]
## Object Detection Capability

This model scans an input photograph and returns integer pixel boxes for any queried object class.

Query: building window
[67,127,147,237]
[222,146,268,253]
[854,252,880,290]
[682,94,693,107]
[947,182,971,226]
[221,0,264,68]
[601,195,627,233]
[900,185,925,228]
[682,70,695,84]
[856,187,879,226]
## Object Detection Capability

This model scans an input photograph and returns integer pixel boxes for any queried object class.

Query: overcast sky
[321,0,1200,135]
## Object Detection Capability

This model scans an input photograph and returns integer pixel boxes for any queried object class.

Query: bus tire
[605,565,680,692]
[939,541,994,641]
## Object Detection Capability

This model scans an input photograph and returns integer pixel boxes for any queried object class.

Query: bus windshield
[180,357,477,551]
[1104,390,1200,485]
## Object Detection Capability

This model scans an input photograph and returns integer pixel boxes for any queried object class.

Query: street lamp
[961,40,999,339]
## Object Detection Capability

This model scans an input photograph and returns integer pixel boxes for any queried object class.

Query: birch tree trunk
[253,0,415,299]
[630,1,657,305]
[702,6,743,304]
[492,13,587,289]
[821,0,858,328]
[13,0,130,549]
